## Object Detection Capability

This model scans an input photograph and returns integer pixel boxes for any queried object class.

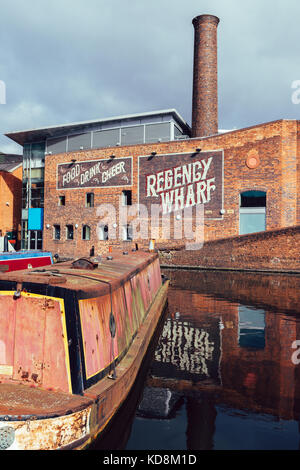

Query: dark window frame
[66,224,74,240]
[53,224,61,240]
[58,195,66,206]
[122,190,132,206]
[99,224,109,241]
[82,224,91,241]
[86,192,94,208]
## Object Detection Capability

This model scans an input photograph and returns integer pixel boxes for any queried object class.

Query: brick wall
[43,119,300,259]
[159,225,300,272]
[0,165,22,241]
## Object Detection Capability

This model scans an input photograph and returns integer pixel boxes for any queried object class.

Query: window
[145,122,171,143]
[240,190,266,208]
[67,132,91,152]
[122,190,132,206]
[66,225,74,240]
[31,142,45,162]
[92,128,120,149]
[54,224,61,240]
[82,225,91,240]
[58,195,65,206]
[98,225,109,241]
[47,136,67,155]
[238,306,265,349]
[25,168,44,179]
[121,126,144,145]
[30,182,44,208]
[21,220,28,250]
[86,193,94,208]
[22,182,28,209]
[123,224,133,241]
[174,124,185,139]
[239,191,266,235]
[29,230,43,251]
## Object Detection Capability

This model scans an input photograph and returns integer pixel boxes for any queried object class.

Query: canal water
[92,268,300,451]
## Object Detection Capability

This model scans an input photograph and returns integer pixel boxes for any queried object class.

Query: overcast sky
[0,0,300,154]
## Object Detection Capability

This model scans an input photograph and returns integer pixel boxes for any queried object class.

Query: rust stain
[0,251,167,449]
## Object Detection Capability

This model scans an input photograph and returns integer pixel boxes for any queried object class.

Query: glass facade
[145,122,171,143]
[44,120,186,155]
[68,132,91,151]
[92,128,120,148]
[21,142,45,249]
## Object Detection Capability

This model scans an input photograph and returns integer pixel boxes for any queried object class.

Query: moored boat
[0,249,169,450]
[0,250,54,273]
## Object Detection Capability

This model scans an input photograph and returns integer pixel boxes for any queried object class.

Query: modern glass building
[6,109,191,250]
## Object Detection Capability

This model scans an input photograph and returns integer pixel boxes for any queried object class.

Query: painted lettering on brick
[57,157,132,189]
[139,151,223,219]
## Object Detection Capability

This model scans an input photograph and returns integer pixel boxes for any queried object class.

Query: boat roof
[0,250,158,298]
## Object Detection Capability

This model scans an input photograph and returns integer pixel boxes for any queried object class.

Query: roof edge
[5,109,191,146]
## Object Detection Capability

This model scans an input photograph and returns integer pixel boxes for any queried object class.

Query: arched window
[82,225,91,241]
[98,225,109,241]
[239,190,266,235]
[122,224,133,241]
[240,190,266,208]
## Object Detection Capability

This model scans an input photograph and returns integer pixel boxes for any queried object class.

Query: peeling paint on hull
[0,407,92,450]
[0,251,168,450]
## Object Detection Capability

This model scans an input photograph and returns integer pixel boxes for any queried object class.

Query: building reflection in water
[93,269,300,450]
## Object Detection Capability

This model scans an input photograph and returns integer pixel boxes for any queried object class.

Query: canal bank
[158,225,300,274]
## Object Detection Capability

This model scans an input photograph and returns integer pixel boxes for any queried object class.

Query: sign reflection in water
[126,269,300,450]
[153,316,221,383]
[93,269,300,450]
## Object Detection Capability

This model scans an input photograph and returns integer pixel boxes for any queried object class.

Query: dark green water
[93,269,300,450]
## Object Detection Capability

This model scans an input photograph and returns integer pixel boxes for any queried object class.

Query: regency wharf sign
[57,157,132,189]
[139,150,224,219]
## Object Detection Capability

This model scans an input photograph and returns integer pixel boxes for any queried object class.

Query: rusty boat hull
[0,250,169,450]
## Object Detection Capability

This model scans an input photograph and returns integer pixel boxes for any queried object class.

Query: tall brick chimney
[191,14,220,138]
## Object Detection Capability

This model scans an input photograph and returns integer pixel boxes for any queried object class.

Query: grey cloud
[0,0,299,153]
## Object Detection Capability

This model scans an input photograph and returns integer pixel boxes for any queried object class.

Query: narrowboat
[0,250,54,273]
[0,249,169,450]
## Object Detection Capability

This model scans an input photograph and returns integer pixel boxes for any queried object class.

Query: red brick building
[5,15,300,261]
[0,153,22,248]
